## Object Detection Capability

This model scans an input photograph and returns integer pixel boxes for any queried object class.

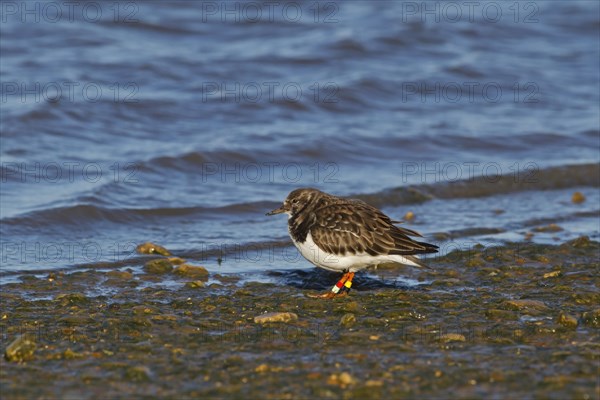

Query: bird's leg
[332,271,354,296]
[309,272,355,298]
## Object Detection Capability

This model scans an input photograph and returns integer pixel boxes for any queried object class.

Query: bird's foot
[307,291,348,299]
[308,272,354,299]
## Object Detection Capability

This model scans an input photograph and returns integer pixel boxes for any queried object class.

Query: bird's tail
[404,254,433,269]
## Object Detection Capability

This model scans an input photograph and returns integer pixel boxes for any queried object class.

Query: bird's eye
[292,199,299,204]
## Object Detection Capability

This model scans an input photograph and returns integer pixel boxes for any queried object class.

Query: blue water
[1,1,599,279]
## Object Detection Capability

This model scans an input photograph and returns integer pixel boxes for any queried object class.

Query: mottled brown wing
[310,201,438,256]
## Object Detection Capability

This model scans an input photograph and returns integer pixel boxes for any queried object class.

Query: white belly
[293,231,420,272]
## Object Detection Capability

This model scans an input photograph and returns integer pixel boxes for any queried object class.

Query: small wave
[5,163,595,229]
[445,65,486,79]
[376,35,407,48]
[113,19,195,35]
[17,106,58,123]
[329,38,368,54]
[356,163,600,207]
[0,201,276,228]
[520,210,600,230]
[139,149,263,172]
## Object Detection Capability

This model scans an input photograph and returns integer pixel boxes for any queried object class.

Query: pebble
[569,236,591,248]
[173,264,209,279]
[439,333,466,342]
[556,312,578,328]
[485,309,518,321]
[55,293,90,306]
[4,335,36,362]
[505,299,550,313]
[124,366,152,382]
[255,364,269,373]
[254,312,298,324]
[143,259,173,274]
[433,232,451,241]
[185,280,206,289]
[62,348,84,360]
[167,257,186,265]
[532,224,563,233]
[106,270,133,280]
[136,242,171,256]
[465,257,485,268]
[543,270,561,279]
[327,372,355,387]
[571,191,585,204]
[581,309,600,327]
[340,301,362,313]
[524,232,534,240]
[403,211,415,221]
[340,313,356,327]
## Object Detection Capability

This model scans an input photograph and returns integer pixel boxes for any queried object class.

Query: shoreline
[1,237,599,399]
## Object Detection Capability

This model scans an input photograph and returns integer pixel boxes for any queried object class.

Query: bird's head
[266,188,322,217]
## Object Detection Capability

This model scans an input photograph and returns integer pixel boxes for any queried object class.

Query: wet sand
[1,237,599,399]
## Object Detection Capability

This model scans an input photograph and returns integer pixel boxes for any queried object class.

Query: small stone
[582,309,600,327]
[340,313,356,327]
[62,348,84,359]
[254,312,298,324]
[524,232,534,240]
[56,293,90,306]
[340,301,362,313]
[571,191,585,204]
[532,224,563,233]
[569,236,591,248]
[403,211,415,221]
[185,280,205,289]
[151,314,178,322]
[132,305,158,315]
[362,317,387,327]
[485,309,518,321]
[439,333,466,342]
[106,270,133,280]
[136,242,171,256]
[339,372,355,385]
[432,278,461,286]
[167,257,186,265]
[543,270,561,279]
[365,380,384,387]
[327,372,355,387]
[504,299,550,313]
[465,257,485,268]
[213,274,240,284]
[124,366,152,382]
[143,259,173,274]
[433,232,451,241]
[255,363,269,373]
[556,312,578,328]
[173,264,209,280]
[4,335,36,362]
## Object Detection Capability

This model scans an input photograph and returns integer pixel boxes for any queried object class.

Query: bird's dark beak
[266,205,286,216]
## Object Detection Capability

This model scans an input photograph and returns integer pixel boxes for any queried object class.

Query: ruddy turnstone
[266,188,439,298]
